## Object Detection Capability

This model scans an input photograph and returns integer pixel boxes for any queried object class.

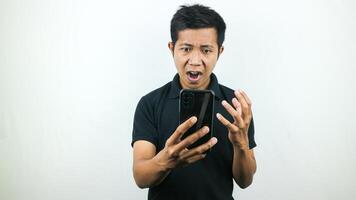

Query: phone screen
[179,89,215,149]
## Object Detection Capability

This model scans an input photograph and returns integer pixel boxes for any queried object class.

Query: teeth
[189,71,199,75]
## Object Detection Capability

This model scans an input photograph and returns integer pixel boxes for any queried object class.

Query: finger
[216,113,240,132]
[178,148,189,156]
[184,154,206,164]
[232,98,242,116]
[166,116,197,146]
[221,100,244,127]
[234,90,252,122]
[180,137,218,160]
[239,89,252,106]
[173,126,210,153]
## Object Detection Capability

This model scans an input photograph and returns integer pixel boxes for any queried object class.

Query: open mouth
[187,71,202,83]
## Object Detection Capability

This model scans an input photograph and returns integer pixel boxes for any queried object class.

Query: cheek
[205,58,217,70]
[174,57,185,73]
[174,55,188,66]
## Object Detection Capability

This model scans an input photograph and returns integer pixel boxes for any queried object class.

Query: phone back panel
[179,89,215,149]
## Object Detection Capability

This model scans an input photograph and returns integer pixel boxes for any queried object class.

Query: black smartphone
[179,89,215,150]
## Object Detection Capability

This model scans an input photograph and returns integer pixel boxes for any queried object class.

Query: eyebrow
[179,43,214,48]
[201,45,214,48]
[179,43,193,47]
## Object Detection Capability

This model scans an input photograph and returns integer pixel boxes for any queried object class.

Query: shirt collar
[168,73,224,100]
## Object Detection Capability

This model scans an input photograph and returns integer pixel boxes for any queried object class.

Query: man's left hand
[216,89,252,150]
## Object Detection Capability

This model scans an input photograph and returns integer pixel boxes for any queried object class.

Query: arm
[232,146,256,188]
[132,141,170,188]
[132,116,218,188]
[217,89,257,189]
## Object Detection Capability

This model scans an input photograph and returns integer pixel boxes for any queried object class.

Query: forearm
[133,156,171,189]
[232,146,256,188]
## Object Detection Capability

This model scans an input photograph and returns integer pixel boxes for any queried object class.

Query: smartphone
[179,89,215,150]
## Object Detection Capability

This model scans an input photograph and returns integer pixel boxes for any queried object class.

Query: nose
[188,50,202,66]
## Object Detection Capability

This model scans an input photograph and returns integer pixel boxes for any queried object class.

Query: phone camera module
[182,92,194,108]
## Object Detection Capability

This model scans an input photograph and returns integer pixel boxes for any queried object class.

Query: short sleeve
[131,96,158,147]
[248,116,257,149]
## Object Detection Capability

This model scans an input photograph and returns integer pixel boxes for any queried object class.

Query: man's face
[169,28,224,90]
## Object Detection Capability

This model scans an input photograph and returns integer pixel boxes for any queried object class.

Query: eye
[181,47,191,52]
[202,48,212,54]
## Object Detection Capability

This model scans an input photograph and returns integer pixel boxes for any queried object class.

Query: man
[131,4,257,200]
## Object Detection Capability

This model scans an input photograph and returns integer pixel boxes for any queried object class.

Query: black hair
[170,4,226,49]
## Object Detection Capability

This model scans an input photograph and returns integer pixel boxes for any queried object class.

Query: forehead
[176,28,218,46]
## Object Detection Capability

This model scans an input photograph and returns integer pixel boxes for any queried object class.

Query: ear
[219,46,224,55]
[168,42,174,56]
[217,46,224,59]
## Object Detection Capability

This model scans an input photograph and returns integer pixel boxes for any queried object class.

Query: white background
[1,0,355,199]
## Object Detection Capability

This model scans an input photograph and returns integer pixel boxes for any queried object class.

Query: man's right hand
[132,116,217,188]
[153,116,218,170]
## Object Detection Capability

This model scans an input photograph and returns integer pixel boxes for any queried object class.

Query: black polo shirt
[132,73,256,200]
